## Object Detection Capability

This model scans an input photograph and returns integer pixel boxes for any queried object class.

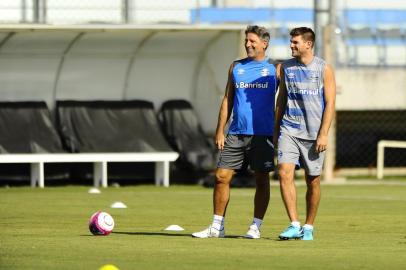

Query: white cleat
[245,225,261,239]
[192,226,225,238]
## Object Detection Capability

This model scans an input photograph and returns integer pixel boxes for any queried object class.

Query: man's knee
[254,171,270,187]
[215,168,233,184]
[306,175,321,188]
[278,164,295,181]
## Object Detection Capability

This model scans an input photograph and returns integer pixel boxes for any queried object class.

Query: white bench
[0,152,179,188]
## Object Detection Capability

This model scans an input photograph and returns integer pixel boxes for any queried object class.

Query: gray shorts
[277,132,325,176]
[217,134,275,172]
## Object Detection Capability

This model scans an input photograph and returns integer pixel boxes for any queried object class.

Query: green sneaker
[302,227,314,241]
[279,225,303,240]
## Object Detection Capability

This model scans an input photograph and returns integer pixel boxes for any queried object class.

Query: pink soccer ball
[89,211,115,235]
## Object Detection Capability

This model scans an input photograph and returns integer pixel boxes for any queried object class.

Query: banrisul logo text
[235,82,269,89]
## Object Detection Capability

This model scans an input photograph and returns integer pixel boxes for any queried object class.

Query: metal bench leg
[31,162,44,188]
[163,161,170,187]
[155,162,163,186]
[94,162,108,187]
[155,161,170,187]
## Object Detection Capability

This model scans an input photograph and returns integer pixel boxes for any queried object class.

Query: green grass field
[1,183,406,270]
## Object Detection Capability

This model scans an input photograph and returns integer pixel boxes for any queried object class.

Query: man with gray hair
[192,25,278,239]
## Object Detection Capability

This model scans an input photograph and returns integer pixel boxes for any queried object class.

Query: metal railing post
[41,0,47,23]
[33,0,40,23]
[377,141,384,179]
[122,0,130,23]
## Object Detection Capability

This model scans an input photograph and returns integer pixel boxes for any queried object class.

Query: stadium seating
[56,100,173,153]
[377,28,406,66]
[0,101,64,153]
[158,99,216,181]
[0,100,179,187]
[190,7,312,26]
[344,27,381,66]
[0,101,69,184]
[341,9,406,66]
[267,27,291,60]
[55,100,178,186]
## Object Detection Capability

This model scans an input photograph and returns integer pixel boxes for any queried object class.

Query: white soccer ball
[89,211,115,235]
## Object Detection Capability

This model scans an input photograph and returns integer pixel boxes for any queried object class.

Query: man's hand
[215,132,225,150]
[316,134,328,153]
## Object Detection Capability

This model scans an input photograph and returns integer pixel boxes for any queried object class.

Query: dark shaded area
[158,100,217,183]
[336,110,406,168]
[0,100,178,186]
[57,100,173,153]
[0,101,69,184]
[54,100,174,184]
[0,101,64,153]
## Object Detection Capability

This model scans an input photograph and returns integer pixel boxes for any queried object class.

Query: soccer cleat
[245,225,261,239]
[192,226,225,238]
[278,225,303,240]
[301,227,314,241]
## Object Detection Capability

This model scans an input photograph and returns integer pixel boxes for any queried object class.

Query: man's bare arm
[316,64,336,153]
[273,63,287,147]
[215,63,235,150]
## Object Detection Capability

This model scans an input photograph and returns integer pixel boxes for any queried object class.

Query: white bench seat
[0,152,179,188]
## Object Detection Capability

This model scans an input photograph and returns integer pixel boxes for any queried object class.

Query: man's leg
[213,168,234,216]
[304,174,321,225]
[278,163,298,222]
[278,163,303,240]
[298,137,325,241]
[301,174,321,240]
[245,135,273,239]
[192,167,234,238]
[244,171,270,239]
[193,133,242,238]
[253,171,270,219]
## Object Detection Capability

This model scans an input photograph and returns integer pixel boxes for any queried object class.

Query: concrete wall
[336,68,406,110]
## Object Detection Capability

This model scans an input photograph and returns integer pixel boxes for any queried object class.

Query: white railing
[377,140,406,179]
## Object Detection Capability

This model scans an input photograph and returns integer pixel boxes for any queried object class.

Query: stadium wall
[335,69,406,110]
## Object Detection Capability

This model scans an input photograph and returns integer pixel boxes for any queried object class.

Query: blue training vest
[228,58,277,136]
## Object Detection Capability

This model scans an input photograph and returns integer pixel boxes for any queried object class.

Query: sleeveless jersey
[228,58,277,136]
[280,56,326,140]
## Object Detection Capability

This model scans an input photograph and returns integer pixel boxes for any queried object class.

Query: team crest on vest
[261,68,270,76]
[310,72,319,83]
[287,72,295,79]
[237,68,245,75]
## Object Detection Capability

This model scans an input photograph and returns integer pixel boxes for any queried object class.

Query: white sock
[303,224,313,230]
[212,215,224,231]
[291,221,301,228]
[251,217,263,229]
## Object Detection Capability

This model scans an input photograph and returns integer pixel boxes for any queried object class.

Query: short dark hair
[290,27,315,47]
[245,25,270,44]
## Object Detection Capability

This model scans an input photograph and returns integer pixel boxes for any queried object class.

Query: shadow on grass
[112,231,191,237]
[112,231,276,240]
